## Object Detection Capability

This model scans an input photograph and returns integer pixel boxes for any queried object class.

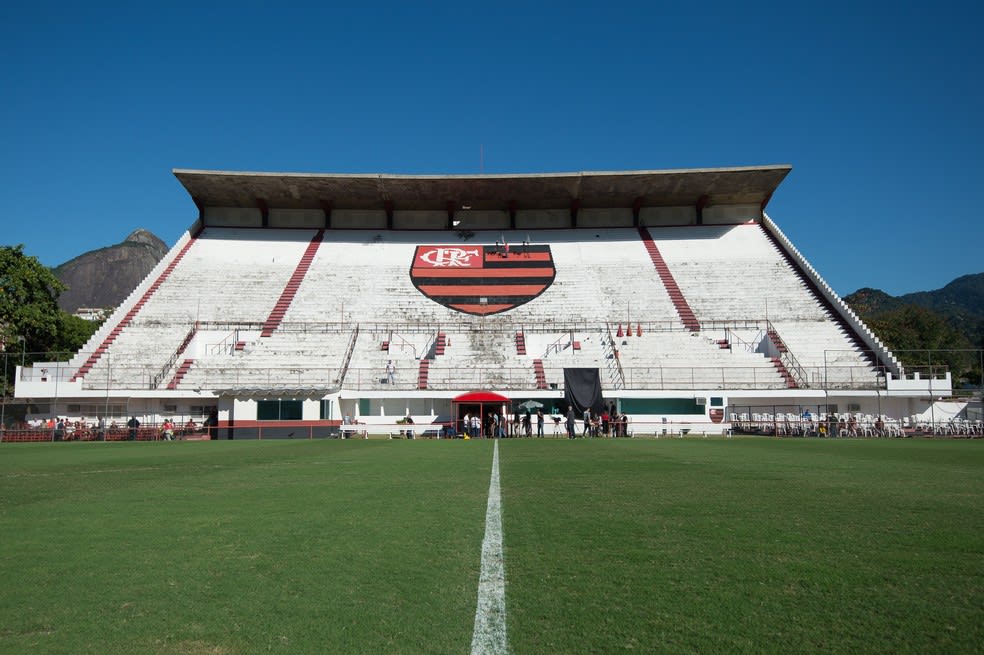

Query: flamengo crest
[410,244,556,316]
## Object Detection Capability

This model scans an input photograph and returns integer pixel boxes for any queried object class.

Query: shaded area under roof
[173,165,792,211]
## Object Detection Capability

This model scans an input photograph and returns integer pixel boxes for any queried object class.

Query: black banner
[563,368,605,415]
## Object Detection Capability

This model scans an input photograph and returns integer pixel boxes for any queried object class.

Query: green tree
[1,245,99,397]
[1,245,65,349]
[866,305,975,382]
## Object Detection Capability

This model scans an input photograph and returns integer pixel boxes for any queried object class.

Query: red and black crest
[411,244,556,316]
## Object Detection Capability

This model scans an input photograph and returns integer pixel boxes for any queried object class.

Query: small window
[257,400,303,421]
[710,397,724,407]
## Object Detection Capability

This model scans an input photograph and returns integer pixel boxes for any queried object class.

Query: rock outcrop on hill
[53,229,168,313]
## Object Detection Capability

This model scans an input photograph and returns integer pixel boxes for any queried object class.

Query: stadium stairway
[158,323,199,389]
[637,227,701,332]
[166,359,195,390]
[261,229,325,337]
[72,235,198,381]
[533,358,548,389]
[758,224,884,371]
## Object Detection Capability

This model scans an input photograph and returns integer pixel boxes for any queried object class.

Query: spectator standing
[126,416,140,441]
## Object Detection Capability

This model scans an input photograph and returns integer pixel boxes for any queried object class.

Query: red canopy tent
[451,391,510,437]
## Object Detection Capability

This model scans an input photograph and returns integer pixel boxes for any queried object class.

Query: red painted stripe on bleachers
[260,230,324,337]
[72,236,198,381]
[637,227,701,331]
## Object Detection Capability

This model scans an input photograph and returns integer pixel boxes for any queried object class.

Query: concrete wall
[455,210,511,230]
[515,209,570,229]
[393,210,448,230]
[703,203,761,224]
[579,208,634,227]
[640,206,696,226]
[269,208,325,228]
[333,209,387,229]
[204,207,263,227]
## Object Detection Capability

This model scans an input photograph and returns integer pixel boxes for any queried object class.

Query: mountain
[847,273,984,323]
[53,229,168,313]
[845,274,984,382]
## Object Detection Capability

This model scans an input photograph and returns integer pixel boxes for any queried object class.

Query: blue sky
[2,1,981,297]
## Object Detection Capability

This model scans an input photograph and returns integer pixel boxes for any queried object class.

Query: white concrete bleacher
[346,327,438,390]
[75,222,880,393]
[75,228,316,390]
[653,223,879,385]
[147,228,314,323]
[429,329,548,390]
[179,329,352,390]
[615,330,787,390]
[80,323,192,389]
[287,229,678,325]
[654,224,825,321]
[276,228,685,390]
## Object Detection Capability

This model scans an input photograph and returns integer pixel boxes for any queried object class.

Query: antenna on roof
[480,144,484,174]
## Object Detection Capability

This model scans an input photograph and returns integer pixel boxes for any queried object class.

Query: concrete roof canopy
[173,165,792,212]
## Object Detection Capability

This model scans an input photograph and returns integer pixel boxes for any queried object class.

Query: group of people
[41,416,112,441]
[812,412,878,438]
[19,412,220,441]
[458,405,629,439]
[460,409,546,439]
[565,405,630,439]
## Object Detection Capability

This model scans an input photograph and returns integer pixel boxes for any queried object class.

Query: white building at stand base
[14,165,950,438]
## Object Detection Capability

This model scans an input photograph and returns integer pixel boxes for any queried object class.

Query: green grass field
[1,438,982,654]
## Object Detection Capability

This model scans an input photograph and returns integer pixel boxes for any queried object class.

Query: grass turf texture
[0,439,981,654]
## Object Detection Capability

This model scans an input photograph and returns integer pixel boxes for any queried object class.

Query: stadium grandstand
[10,165,955,440]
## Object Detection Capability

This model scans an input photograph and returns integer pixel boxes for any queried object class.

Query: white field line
[470,439,508,655]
